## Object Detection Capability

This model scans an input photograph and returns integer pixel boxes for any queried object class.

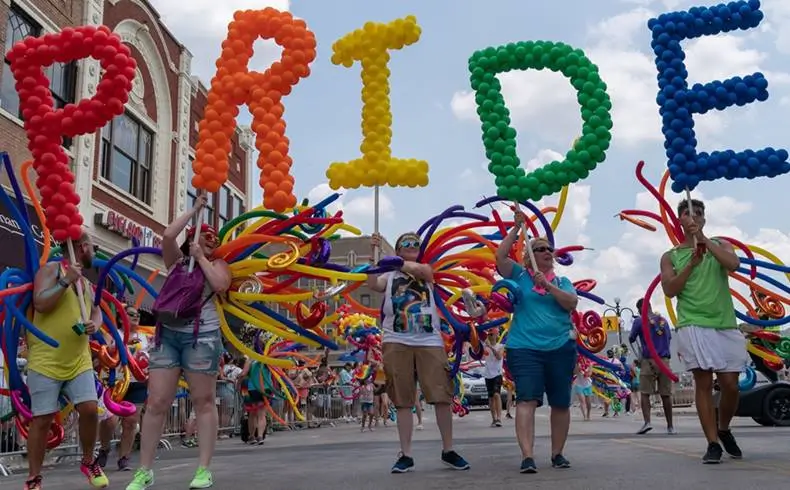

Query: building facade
[0,0,254,307]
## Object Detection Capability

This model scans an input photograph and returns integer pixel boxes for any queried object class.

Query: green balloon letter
[468,41,613,202]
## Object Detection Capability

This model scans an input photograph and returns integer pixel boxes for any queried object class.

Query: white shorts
[676,326,748,372]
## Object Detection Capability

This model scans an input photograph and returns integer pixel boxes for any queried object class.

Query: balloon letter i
[326,16,430,190]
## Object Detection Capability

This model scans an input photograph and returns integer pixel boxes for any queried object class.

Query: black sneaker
[391,453,415,473]
[441,450,470,470]
[717,429,742,459]
[703,442,723,464]
[520,457,537,473]
[95,448,109,468]
[505,413,513,419]
[551,453,571,468]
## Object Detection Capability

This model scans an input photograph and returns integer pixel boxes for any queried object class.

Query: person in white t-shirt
[482,329,505,427]
[368,232,469,473]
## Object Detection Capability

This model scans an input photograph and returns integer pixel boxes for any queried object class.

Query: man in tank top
[659,198,747,465]
[26,232,109,490]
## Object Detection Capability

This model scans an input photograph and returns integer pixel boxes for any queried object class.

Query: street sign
[602,315,620,332]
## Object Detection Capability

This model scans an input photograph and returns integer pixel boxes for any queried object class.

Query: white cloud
[449,6,787,149]
[763,0,790,53]
[148,0,290,83]
[306,183,395,235]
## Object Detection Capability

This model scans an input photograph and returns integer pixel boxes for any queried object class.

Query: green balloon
[469,40,612,202]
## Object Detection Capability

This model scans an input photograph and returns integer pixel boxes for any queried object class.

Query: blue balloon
[648,1,788,191]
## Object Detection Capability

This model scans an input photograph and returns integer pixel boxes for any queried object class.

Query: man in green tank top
[659,198,748,465]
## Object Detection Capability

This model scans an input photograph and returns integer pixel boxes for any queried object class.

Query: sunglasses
[126,311,139,318]
[532,246,554,253]
[398,239,421,249]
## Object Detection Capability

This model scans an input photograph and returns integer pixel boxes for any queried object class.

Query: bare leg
[434,403,453,452]
[98,416,117,452]
[396,407,414,455]
[716,372,740,431]
[691,370,717,443]
[75,401,99,464]
[414,394,423,426]
[515,401,538,458]
[550,407,571,456]
[138,368,181,469]
[26,414,55,478]
[118,410,142,458]
[584,395,592,420]
[641,393,652,423]
[660,394,674,429]
[184,371,219,468]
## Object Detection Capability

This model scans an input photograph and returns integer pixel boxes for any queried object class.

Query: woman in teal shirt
[496,210,578,474]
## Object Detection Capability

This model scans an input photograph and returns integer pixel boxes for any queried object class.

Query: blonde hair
[525,236,554,268]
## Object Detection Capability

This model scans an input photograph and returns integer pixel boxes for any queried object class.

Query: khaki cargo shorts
[640,358,673,397]
[383,343,453,408]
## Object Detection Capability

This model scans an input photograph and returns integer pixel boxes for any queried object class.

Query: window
[218,185,230,229]
[347,250,357,268]
[100,112,153,203]
[234,196,244,219]
[1,6,76,148]
[360,294,371,307]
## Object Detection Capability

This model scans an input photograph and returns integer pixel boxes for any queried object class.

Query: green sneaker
[126,468,154,490]
[189,467,214,489]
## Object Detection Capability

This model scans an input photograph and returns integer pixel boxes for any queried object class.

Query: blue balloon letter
[648,0,789,192]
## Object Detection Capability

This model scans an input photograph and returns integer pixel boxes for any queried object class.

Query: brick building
[0,0,254,307]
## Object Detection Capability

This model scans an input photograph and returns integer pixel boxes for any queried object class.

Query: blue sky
[151,0,790,321]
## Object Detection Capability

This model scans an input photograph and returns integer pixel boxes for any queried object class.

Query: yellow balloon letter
[326,16,430,190]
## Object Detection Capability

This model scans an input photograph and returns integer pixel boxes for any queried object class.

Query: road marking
[159,463,191,472]
[615,438,790,476]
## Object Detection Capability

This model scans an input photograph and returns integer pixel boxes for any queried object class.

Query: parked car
[461,365,508,408]
[714,367,790,427]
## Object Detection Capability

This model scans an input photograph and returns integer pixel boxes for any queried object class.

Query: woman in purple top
[629,298,675,435]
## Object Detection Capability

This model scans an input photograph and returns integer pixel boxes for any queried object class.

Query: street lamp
[602,297,635,346]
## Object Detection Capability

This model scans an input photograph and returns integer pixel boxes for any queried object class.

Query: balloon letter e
[468,42,613,202]
[326,16,429,190]
[649,0,789,193]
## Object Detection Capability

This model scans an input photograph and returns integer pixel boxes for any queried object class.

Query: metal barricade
[0,379,244,476]
[269,385,361,430]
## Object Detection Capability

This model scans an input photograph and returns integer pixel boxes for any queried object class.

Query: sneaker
[80,459,110,488]
[96,448,109,468]
[551,453,571,469]
[520,457,537,473]
[495,420,503,427]
[416,424,424,431]
[667,426,677,435]
[126,468,154,490]
[189,467,214,489]
[441,450,470,470]
[391,453,415,473]
[717,429,742,459]
[637,423,653,435]
[506,413,513,419]
[24,475,43,490]
[702,442,723,464]
[118,456,131,472]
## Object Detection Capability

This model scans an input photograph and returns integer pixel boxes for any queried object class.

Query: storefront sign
[94,210,162,248]
[0,203,52,246]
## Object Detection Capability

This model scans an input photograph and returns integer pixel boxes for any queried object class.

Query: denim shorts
[149,328,222,375]
[28,369,97,417]
[506,340,577,408]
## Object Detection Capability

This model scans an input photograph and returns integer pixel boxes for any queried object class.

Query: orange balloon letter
[194,8,316,212]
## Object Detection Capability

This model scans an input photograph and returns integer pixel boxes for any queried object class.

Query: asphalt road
[3,408,788,489]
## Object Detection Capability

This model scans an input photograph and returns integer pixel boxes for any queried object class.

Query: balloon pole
[66,239,89,325]
[684,187,697,247]
[373,185,380,263]
[188,202,205,273]
[512,202,537,271]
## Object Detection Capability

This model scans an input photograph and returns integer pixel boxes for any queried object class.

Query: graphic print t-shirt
[381,271,443,348]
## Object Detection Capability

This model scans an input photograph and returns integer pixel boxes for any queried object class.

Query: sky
[148,0,790,326]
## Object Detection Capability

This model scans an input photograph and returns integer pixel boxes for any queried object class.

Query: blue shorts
[123,382,148,405]
[149,328,222,375]
[506,340,577,409]
[361,402,374,413]
[573,385,593,397]
[28,369,97,417]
